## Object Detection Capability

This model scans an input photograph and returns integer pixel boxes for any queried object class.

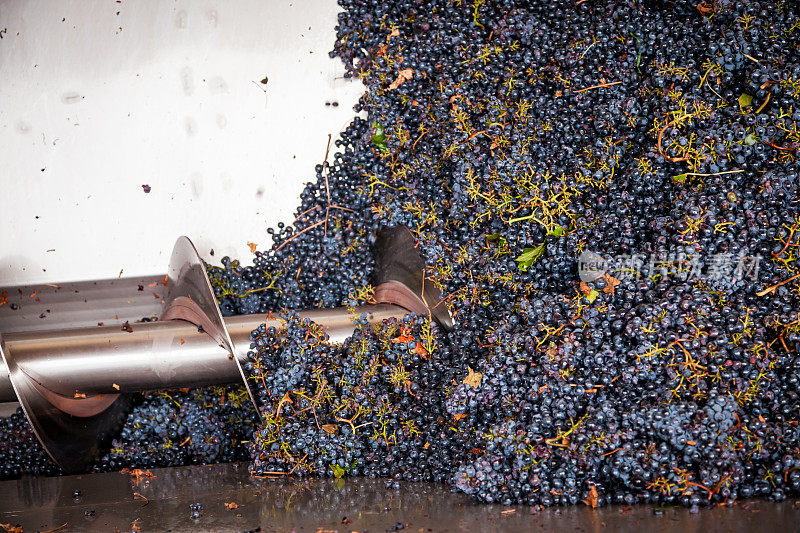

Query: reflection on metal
[1,462,796,532]
[161,236,256,410]
[0,305,406,400]
[0,230,446,473]
[373,225,454,330]
[0,356,14,403]
[1,334,131,474]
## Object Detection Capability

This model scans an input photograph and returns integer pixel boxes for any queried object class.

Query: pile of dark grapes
[2,0,800,511]
[246,313,468,482]
[92,386,255,472]
[0,408,61,479]
[210,0,800,508]
[0,386,255,478]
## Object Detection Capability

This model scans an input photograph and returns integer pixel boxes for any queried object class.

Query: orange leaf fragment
[463,366,482,388]
[412,342,429,358]
[161,275,168,286]
[453,413,467,421]
[40,525,68,533]
[0,522,23,533]
[180,338,185,345]
[388,68,414,90]
[392,326,414,344]
[601,273,620,295]
[248,242,257,253]
[423,442,430,449]
[579,281,591,295]
[321,424,338,435]
[112,383,120,390]
[122,468,156,480]
[0,291,8,307]
[583,485,599,509]
[224,502,239,510]
[387,28,399,41]
[697,1,714,15]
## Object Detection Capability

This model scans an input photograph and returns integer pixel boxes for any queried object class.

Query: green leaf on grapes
[738,93,753,107]
[744,133,758,146]
[548,225,565,237]
[371,122,388,152]
[586,289,600,303]
[331,464,345,478]
[515,243,545,271]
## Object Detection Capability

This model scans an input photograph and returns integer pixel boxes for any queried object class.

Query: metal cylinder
[0,357,14,403]
[0,304,405,401]
[0,231,452,473]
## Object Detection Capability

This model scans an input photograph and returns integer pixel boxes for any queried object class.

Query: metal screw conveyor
[0,226,453,474]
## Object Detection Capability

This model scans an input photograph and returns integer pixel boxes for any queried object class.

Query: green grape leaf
[515,243,546,271]
[371,122,388,152]
[738,93,753,107]
[331,464,345,478]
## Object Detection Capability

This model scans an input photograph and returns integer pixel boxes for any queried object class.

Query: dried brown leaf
[583,485,599,509]
[388,68,414,90]
[463,366,482,388]
[601,273,620,295]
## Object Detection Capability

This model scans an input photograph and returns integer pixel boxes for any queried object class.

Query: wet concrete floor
[1,462,799,532]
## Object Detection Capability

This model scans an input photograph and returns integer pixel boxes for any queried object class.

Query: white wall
[0,0,362,285]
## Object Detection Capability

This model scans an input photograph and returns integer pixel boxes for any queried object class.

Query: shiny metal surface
[162,237,231,353]
[0,303,406,399]
[0,229,448,473]
[2,462,797,532]
[0,275,165,334]
[160,235,250,402]
[373,225,454,330]
[225,304,408,350]
[0,336,132,474]
[0,236,242,474]
[0,356,14,403]
[6,320,236,397]
[0,302,408,473]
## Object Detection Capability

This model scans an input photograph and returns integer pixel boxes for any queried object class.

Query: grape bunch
[246,313,470,483]
[93,386,255,472]
[0,408,61,479]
